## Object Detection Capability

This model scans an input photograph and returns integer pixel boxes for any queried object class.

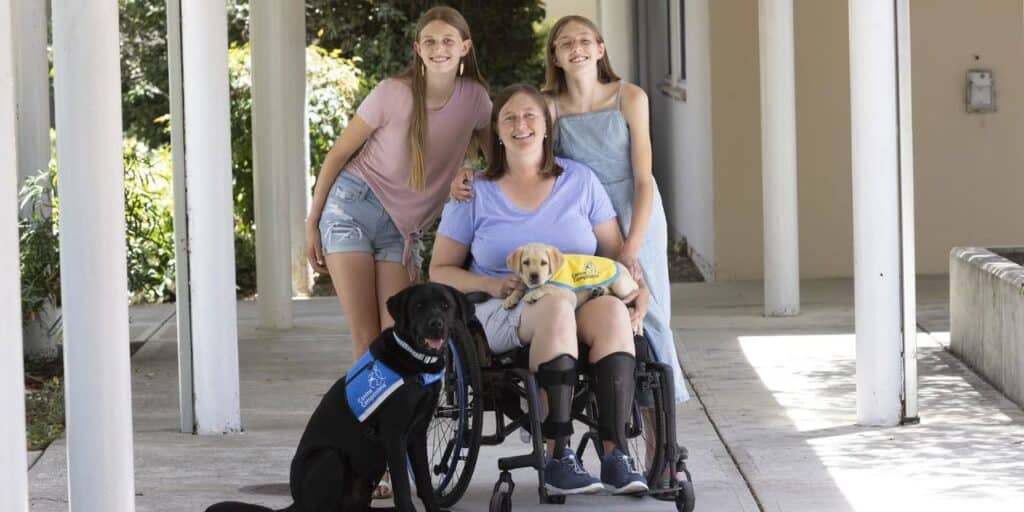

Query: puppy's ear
[386,287,414,331]
[506,246,524,274]
[547,245,564,274]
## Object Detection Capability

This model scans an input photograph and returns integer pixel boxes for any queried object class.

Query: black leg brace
[536,354,576,457]
[591,351,636,453]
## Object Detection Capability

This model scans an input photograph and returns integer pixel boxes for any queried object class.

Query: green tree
[305,0,547,92]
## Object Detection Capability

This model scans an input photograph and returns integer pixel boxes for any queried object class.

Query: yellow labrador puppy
[503,242,643,335]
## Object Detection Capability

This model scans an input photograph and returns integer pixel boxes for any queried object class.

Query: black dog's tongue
[425,337,445,351]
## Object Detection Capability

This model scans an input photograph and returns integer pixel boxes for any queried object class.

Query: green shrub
[227,43,363,295]
[122,140,176,304]
[305,0,548,92]
[18,138,180,310]
[18,171,60,321]
[306,46,365,179]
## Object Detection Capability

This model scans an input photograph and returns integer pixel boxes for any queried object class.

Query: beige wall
[910,0,1024,274]
[556,1,1024,280]
[709,0,1023,279]
[709,0,764,280]
[793,0,853,278]
[545,0,598,25]
[710,0,853,280]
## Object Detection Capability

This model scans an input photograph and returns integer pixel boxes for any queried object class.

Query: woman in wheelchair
[430,84,650,496]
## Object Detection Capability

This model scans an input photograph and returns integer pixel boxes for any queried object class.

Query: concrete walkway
[27,277,1024,511]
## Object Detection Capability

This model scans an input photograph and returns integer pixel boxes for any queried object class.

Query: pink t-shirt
[347,77,491,274]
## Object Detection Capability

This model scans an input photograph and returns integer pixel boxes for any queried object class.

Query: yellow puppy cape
[542,254,620,292]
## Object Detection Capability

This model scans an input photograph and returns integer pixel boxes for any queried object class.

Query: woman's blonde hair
[481,84,561,181]
[397,6,488,191]
[541,15,620,96]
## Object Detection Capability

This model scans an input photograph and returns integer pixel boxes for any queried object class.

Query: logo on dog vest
[344,350,444,422]
[542,254,619,292]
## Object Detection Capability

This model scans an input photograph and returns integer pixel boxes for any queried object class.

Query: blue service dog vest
[344,341,445,422]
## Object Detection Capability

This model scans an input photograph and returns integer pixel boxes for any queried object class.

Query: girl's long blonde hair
[397,6,488,191]
[541,15,620,96]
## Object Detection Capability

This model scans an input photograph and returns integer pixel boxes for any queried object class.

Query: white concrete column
[291,113,313,298]
[13,0,50,210]
[165,0,195,434]
[849,0,906,426]
[758,0,800,317]
[896,0,918,422]
[0,1,30,509]
[251,0,304,326]
[51,1,136,509]
[173,0,241,434]
[14,0,59,362]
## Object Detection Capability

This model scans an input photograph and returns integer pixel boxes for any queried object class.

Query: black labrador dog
[205,283,475,512]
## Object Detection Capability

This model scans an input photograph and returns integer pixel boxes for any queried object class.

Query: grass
[24,357,65,452]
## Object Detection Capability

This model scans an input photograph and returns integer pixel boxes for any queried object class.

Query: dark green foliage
[18,171,60,321]
[234,220,258,299]
[305,0,547,92]
[119,0,252,149]
[226,44,363,298]
[119,0,172,148]
[114,0,545,299]
[122,141,177,304]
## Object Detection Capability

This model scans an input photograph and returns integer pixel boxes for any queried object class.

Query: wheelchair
[426,318,696,511]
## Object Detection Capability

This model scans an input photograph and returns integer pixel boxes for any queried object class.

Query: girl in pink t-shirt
[304,6,491,498]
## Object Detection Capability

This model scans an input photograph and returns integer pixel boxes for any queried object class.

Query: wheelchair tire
[489,472,515,512]
[630,365,667,485]
[676,480,696,512]
[429,333,484,507]
[544,494,567,505]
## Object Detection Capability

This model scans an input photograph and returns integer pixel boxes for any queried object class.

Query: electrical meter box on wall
[966,69,995,113]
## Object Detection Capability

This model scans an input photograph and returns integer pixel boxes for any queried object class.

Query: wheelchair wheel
[428,334,483,507]
[489,472,515,512]
[676,480,696,512]
[628,366,667,486]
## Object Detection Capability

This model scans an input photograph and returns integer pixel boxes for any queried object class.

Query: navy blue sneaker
[601,448,649,495]
[544,449,604,495]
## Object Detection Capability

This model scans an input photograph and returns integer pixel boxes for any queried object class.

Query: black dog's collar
[393,332,440,364]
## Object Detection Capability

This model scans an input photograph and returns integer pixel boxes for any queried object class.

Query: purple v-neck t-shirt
[437,158,617,277]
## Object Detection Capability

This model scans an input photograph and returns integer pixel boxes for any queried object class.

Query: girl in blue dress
[541,15,689,406]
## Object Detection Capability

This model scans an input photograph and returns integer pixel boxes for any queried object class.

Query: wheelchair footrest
[498,453,543,471]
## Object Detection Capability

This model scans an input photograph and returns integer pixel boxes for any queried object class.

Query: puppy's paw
[523,289,547,304]
[502,290,523,310]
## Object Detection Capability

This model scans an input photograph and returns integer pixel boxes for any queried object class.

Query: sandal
[372,472,392,500]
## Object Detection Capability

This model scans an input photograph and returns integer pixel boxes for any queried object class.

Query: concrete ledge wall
[950,246,1024,407]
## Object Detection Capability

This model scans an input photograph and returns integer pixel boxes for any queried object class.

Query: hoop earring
[459,60,464,76]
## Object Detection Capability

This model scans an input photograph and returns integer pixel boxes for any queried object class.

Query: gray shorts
[474,297,528,355]
[318,172,422,267]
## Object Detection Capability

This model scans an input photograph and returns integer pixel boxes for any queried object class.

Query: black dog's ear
[386,287,415,331]
[441,284,475,325]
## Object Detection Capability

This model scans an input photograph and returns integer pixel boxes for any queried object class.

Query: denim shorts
[318,172,422,267]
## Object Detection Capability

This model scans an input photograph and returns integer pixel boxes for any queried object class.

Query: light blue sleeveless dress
[554,82,689,403]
